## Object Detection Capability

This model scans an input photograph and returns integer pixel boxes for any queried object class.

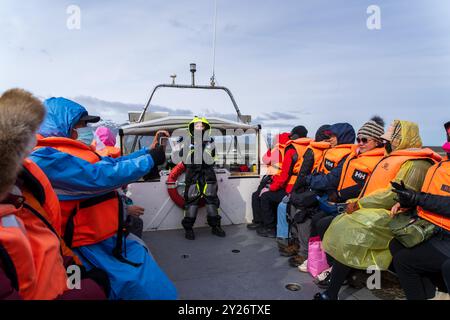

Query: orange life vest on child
[92,140,122,158]
[96,146,121,158]
[317,144,357,175]
[35,136,121,248]
[417,160,450,231]
[286,138,313,187]
[337,148,385,193]
[359,148,442,198]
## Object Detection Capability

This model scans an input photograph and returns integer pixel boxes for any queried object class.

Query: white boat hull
[127,172,262,231]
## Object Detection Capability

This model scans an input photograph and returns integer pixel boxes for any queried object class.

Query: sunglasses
[357,136,371,144]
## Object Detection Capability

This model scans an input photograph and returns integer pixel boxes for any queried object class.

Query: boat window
[214,131,258,175]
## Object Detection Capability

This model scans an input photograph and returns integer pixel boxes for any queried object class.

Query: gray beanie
[357,116,385,142]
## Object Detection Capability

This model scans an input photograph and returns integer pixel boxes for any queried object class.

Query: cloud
[1,0,449,145]
[70,95,193,124]
[253,111,300,123]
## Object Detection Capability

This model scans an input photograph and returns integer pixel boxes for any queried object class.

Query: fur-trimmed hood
[0,89,45,200]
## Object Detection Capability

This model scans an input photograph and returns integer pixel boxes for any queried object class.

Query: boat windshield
[121,129,259,177]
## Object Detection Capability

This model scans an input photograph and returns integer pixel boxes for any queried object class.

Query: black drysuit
[180,132,221,230]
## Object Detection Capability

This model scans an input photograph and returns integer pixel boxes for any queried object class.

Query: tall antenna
[210,0,218,87]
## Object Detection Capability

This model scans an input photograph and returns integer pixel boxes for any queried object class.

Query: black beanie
[315,124,331,142]
[290,125,308,139]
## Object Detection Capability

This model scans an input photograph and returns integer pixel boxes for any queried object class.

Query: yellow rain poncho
[322,120,439,270]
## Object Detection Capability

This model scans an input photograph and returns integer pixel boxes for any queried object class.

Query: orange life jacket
[417,160,450,231]
[18,193,68,299]
[36,134,101,164]
[317,144,357,175]
[266,142,287,176]
[0,204,37,299]
[92,140,122,158]
[337,148,385,193]
[308,141,332,171]
[35,136,120,248]
[0,196,68,300]
[21,159,82,265]
[96,146,121,158]
[286,138,313,187]
[359,148,442,198]
[22,158,62,235]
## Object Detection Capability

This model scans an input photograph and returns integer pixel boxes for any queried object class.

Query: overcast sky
[1,0,450,144]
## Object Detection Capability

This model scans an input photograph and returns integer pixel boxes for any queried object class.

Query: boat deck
[143,224,385,300]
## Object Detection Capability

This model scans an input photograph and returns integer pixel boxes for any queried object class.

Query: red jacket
[269,147,297,193]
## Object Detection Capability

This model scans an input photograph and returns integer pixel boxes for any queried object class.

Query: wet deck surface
[143,224,382,300]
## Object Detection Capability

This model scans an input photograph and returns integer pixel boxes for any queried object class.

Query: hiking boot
[211,226,226,237]
[277,238,297,249]
[288,255,306,268]
[279,243,299,257]
[256,227,276,238]
[246,222,262,230]
[185,229,195,240]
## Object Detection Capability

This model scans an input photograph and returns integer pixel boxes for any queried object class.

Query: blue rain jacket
[30,97,154,200]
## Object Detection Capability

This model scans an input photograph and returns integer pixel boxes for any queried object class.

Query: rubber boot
[185,229,195,240]
[206,205,226,237]
[211,225,226,237]
[182,206,198,240]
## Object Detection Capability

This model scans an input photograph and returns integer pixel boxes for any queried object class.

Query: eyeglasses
[357,136,371,144]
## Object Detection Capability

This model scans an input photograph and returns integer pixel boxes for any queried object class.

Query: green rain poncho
[322,120,439,270]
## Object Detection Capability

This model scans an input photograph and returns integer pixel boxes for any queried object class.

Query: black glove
[148,145,166,166]
[391,181,419,208]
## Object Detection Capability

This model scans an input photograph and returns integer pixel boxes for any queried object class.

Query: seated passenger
[317,120,441,300]
[388,122,450,300]
[307,117,385,285]
[256,126,311,238]
[30,97,177,300]
[277,125,331,250]
[93,126,121,158]
[285,123,356,268]
[0,89,107,300]
[247,132,290,231]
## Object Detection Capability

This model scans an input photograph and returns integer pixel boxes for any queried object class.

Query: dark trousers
[182,174,221,230]
[389,238,449,300]
[325,260,353,300]
[443,260,450,293]
[251,177,272,224]
[260,189,287,229]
